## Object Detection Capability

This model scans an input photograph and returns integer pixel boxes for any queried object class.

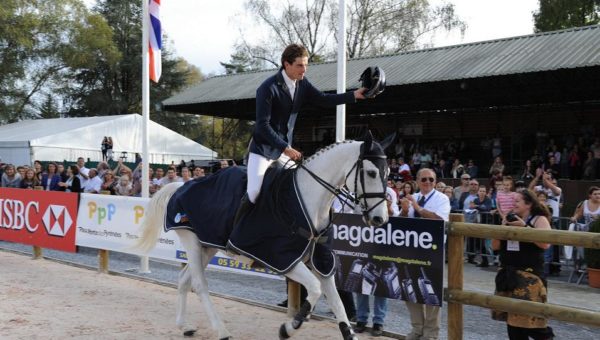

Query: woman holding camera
[491,190,554,339]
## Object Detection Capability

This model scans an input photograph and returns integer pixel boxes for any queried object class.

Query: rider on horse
[236,43,369,223]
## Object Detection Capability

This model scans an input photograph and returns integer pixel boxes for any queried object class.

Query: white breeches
[247,152,293,203]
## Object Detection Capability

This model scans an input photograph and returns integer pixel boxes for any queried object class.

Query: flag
[148,0,161,82]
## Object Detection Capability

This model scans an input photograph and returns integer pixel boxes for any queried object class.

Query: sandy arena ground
[0,251,388,340]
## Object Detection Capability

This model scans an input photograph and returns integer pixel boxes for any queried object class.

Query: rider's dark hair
[281,44,308,69]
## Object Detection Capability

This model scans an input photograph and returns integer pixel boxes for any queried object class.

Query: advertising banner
[0,188,78,252]
[331,213,445,306]
[76,194,281,279]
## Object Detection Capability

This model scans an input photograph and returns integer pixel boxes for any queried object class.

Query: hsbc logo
[42,205,73,237]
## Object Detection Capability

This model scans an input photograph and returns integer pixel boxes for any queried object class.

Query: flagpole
[140,0,151,273]
[336,0,347,142]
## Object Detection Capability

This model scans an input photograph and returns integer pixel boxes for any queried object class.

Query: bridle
[296,143,388,241]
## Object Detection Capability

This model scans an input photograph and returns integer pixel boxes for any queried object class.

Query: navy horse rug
[165,166,335,276]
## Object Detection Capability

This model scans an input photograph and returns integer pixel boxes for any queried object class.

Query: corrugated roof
[164,25,600,108]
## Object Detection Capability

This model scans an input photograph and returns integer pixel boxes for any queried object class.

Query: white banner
[75,194,281,279]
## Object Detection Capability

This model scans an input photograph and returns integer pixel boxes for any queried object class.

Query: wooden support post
[32,246,42,259]
[98,249,109,274]
[447,213,465,340]
[287,280,301,317]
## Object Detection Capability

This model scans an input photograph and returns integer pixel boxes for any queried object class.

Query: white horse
[135,134,391,339]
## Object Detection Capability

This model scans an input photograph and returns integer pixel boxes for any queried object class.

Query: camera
[506,213,518,222]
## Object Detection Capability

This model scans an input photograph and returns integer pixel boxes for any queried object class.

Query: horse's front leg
[317,274,357,340]
[279,262,322,339]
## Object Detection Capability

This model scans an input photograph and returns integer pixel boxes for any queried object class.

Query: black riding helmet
[359,66,386,98]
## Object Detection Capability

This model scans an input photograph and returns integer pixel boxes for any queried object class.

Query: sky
[89,0,541,76]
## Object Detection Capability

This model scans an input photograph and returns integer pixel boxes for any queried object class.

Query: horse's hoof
[183,329,196,337]
[279,323,290,339]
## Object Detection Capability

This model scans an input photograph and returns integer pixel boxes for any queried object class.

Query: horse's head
[352,132,394,227]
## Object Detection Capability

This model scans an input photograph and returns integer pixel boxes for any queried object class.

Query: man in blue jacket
[236,44,367,221]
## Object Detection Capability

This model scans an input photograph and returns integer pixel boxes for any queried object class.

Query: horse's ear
[362,130,374,151]
[379,132,396,151]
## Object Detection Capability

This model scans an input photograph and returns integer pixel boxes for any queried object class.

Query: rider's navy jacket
[249,70,356,160]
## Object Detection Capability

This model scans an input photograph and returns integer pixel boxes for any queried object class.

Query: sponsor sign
[76,194,281,279]
[332,213,445,306]
[0,188,78,252]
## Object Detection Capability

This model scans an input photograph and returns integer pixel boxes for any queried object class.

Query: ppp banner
[0,188,78,252]
[331,213,445,306]
[76,193,281,279]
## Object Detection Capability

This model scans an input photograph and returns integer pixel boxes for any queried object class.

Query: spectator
[193,166,205,178]
[181,166,192,182]
[153,168,165,186]
[57,164,68,183]
[355,190,398,337]
[465,159,478,178]
[389,158,400,180]
[96,161,110,179]
[399,168,450,340]
[220,160,229,169]
[83,169,102,193]
[159,167,182,187]
[496,176,518,221]
[398,181,415,200]
[543,156,560,179]
[33,160,43,181]
[519,159,535,185]
[434,159,449,178]
[435,181,446,192]
[1,164,22,188]
[567,145,581,180]
[471,186,493,267]
[529,169,562,277]
[462,179,480,265]
[106,137,114,161]
[101,136,109,161]
[582,151,595,180]
[412,150,422,170]
[443,186,460,212]
[58,166,82,193]
[40,162,61,191]
[453,174,471,200]
[76,157,90,187]
[101,171,117,195]
[398,157,412,182]
[16,166,26,179]
[489,156,505,176]
[20,168,39,189]
[450,158,464,179]
[591,138,600,179]
[115,175,133,196]
[491,190,554,340]
[570,186,600,228]
[177,160,186,174]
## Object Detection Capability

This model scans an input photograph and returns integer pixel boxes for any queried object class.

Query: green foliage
[584,218,600,269]
[0,0,119,122]
[534,0,600,32]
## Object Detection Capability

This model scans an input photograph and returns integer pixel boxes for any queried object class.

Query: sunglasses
[420,177,435,183]
[462,177,471,180]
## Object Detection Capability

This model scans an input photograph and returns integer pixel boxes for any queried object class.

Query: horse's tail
[134,182,183,254]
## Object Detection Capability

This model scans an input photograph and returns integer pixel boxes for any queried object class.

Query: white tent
[0,114,217,165]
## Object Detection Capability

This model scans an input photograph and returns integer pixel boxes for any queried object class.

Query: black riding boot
[233,194,254,226]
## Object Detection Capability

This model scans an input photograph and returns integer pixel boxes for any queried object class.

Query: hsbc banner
[0,188,78,252]
[332,213,445,306]
[76,194,281,280]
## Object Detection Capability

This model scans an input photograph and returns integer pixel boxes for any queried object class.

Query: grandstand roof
[164,25,600,118]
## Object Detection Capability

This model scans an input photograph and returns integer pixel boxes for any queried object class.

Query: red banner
[0,188,78,252]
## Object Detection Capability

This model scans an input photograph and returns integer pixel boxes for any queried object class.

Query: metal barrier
[446,213,600,339]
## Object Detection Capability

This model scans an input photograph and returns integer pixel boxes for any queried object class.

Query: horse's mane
[304,140,355,164]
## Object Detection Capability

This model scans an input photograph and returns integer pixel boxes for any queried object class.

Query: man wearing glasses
[453,174,471,200]
[399,168,450,340]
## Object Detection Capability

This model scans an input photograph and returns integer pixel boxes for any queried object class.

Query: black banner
[331,213,445,306]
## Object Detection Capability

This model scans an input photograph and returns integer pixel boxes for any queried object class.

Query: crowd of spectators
[0,156,233,197]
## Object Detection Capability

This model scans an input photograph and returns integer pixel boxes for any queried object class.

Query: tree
[534,0,600,32]
[0,0,119,123]
[223,0,465,71]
